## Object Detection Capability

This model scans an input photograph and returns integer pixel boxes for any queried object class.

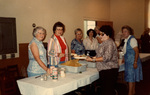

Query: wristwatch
[92,59,96,62]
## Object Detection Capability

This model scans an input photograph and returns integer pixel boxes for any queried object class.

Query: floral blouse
[27,37,47,74]
[71,38,85,55]
[96,38,119,72]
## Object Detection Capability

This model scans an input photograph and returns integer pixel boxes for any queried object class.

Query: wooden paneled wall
[0,43,29,77]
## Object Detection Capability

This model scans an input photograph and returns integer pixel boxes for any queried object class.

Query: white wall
[110,0,145,38]
[0,0,110,45]
[0,0,146,55]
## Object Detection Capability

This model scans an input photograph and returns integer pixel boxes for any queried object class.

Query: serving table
[17,53,150,95]
[17,68,99,95]
[118,53,150,71]
[117,53,150,83]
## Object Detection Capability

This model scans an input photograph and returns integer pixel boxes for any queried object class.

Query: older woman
[71,28,85,55]
[86,25,118,95]
[83,29,98,56]
[47,21,68,67]
[122,25,143,95]
[94,26,102,44]
[27,26,50,77]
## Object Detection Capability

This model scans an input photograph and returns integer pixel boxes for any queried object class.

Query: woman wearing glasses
[86,25,118,95]
[47,22,68,67]
[27,26,50,77]
[71,28,85,55]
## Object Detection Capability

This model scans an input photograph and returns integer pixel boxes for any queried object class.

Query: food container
[60,67,66,77]
[52,68,58,81]
[79,60,96,68]
[58,63,87,73]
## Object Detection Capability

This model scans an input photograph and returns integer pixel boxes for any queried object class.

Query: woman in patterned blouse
[27,27,50,77]
[86,25,119,95]
[71,28,85,55]
[47,22,68,67]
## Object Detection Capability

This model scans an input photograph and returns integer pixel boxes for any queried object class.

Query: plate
[74,56,86,59]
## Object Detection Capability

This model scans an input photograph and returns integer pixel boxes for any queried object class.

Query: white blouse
[83,37,98,50]
[123,35,138,54]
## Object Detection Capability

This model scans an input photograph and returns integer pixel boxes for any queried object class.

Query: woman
[140,28,150,53]
[83,29,98,56]
[86,25,118,95]
[94,26,102,44]
[122,25,143,95]
[47,21,68,67]
[27,26,50,77]
[71,28,85,55]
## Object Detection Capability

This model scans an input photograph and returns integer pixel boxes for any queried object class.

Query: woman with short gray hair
[27,26,50,77]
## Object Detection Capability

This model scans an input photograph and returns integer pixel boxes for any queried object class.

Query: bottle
[50,66,55,78]
[52,68,58,81]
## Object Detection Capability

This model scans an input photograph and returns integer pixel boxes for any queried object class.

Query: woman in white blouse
[83,29,98,55]
[122,25,143,95]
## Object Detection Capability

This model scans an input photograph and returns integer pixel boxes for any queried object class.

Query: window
[84,20,96,38]
[0,17,17,59]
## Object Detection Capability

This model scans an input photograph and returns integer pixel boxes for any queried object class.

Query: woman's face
[35,30,46,41]
[122,28,130,39]
[55,27,63,36]
[99,31,107,41]
[89,31,93,37]
[76,31,83,40]
[95,28,100,34]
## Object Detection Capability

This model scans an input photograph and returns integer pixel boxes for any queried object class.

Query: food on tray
[61,59,81,67]
[79,54,86,57]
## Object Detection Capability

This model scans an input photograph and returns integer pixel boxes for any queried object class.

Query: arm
[47,38,56,56]
[130,38,139,69]
[133,47,139,69]
[71,40,76,53]
[47,38,64,59]
[96,37,102,44]
[30,42,50,73]
[86,56,103,62]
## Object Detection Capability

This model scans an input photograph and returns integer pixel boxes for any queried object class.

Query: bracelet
[92,59,96,62]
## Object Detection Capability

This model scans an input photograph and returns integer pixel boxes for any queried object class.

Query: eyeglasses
[100,32,105,36]
[37,32,46,35]
[56,28,63,31]
[76,33,82,35]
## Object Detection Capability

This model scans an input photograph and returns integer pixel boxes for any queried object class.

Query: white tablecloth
[17,68,99,95]
[118,53,150,72]
[139,53,150,62]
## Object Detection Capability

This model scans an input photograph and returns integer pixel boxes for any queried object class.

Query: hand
[46,68,51,74]
[58,53,65,58]
[133,63,138,69]
[86,56,92,62]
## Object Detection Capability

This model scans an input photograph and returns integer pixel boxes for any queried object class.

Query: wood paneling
[96,21,113,28]
[0,43,29,77]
